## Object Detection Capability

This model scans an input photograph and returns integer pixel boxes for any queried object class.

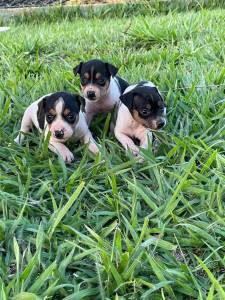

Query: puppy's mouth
[143,122,165,131]
[87,96,98,101]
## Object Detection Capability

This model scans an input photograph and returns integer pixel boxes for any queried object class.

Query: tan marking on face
[63,108,70,116]
[84,72,90,79]
[132,110,158,130]
[49,108,56,115]
[47,98,75,141]
[95,72,101,80]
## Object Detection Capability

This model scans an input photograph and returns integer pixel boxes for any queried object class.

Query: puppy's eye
[81,78,88,85]
[141,108,150,116]
[98,79,106,86]
[66,114,76,123]
[46,114,55,123]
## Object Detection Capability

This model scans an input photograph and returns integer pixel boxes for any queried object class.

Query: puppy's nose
[87,91,96,99]
[55,130,64,139]
[157,120,165,129]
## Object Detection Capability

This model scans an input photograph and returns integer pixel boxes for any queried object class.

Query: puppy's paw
[89,142,100,155]
[136,154,144,163]
[14,135,21,145]
[59,148,74,164]
[131,149,140,157]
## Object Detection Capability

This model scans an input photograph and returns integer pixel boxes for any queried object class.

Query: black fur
[115,76,129,94]
[73,62,83,75]
[73,59,121,86]
[37,98,46,130]
[105,63,118,77]
[120,84,166,124]
[120,92,133,110]
[37,92,83,128]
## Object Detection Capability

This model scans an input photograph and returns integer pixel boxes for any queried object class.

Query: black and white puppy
[114,81,166,157]
[14,92,99,163]
[73,59,129,125]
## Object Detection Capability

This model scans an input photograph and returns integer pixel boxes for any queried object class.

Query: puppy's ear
[105,63,118,77]
[73,62,83,76]
[120,92,133,111]
[77,95,86,112]
[153,86,164,101]
[37,97,46,130]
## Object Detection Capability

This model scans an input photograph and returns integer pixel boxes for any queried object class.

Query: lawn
[0,1,225,299]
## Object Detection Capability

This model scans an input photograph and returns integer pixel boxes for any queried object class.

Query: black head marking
[76,59,119,84]
[73,62,83,75]
[37,98,46,130]
[37,92,82,127]
[105,63,118,77]
[120,92,133,111]
[138,81,149,86]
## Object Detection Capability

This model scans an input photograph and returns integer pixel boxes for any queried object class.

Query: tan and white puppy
[73,59,129,125]
[114,81,166,157]
[14,92,99,163]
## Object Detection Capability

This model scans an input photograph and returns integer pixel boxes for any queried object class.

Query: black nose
[157,120,165,129]
[55,130,64,139]
[87,91,96,99]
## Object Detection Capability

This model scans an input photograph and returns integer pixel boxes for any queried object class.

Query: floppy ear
[153,86,164,101]
[37,97,46,130]
[77,95,86,112]
[105,63,118,77]
[73,62,83,76]
[120,92,133,111]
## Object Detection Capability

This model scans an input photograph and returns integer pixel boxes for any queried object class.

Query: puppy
[73,59,129,125]
[114,81,166,157]
[14,92,99,163]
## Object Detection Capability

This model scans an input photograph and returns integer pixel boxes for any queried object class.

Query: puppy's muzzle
[87,91,96,100]
[54,130,64,139]
[157,120,165,129]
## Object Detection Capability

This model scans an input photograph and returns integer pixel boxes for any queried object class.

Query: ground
[0,2,225,299]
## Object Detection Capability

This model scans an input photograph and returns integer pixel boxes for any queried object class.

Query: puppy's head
[73,59,118,101]
[37,92,85,142]
[120,85,166,130]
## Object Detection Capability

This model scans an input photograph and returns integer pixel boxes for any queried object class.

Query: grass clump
[0,3,225,300]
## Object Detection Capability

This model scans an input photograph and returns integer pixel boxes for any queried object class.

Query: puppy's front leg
[49,140,74,163]
[115,131,139,156]
[140,130,153,150]
[82,131,99,155]
[84,111,95,126]
[14,107,33,145]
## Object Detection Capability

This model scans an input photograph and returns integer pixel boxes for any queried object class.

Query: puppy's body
[74,59,129,125]
[114,81,166,157]
[15,92,99,163]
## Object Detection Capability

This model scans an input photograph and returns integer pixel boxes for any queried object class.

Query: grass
[0,1,225,299]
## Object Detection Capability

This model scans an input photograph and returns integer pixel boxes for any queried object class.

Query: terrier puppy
[73,59,129,125]
[14,92,99,163]
[114,81,166,157]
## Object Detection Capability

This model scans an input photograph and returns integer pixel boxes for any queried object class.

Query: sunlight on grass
[0,1,225,299]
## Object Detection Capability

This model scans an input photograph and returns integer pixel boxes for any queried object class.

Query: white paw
[59,148,74,164]
[131,149,140,157]
[89,142,100,155]
[14,135,21,145]
[136,154,144,163]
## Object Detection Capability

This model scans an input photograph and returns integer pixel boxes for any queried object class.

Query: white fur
[114,103,153,157]
[84,77,121,125]
[14,94,99,163]
[114,81,162,158]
